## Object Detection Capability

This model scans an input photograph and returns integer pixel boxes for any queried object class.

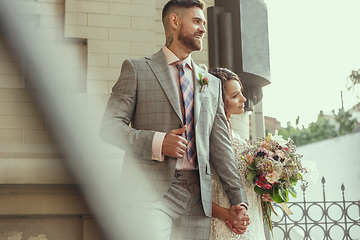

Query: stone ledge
[0,158,75,184]
[0,143,60,155]
[0,184,90,216]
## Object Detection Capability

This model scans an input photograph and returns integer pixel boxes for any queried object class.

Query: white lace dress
[210,131,266,240]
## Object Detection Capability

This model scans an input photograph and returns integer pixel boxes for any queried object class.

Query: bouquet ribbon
[280,203,293,215]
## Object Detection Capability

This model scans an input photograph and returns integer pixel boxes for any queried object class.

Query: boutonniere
[199,72,210,92]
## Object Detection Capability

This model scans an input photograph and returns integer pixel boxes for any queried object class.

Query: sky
[262,0,360,127]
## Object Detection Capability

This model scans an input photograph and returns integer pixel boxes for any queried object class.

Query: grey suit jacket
[100,49,247,217]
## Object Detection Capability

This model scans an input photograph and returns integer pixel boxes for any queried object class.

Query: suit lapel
[192,61,206,125]
[146,50,183,123]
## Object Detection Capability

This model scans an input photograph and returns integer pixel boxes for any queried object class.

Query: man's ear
[169,13,179,30]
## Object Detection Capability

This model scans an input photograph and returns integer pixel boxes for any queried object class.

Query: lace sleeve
[230,132,247,161]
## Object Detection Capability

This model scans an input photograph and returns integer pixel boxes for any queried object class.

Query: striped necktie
[174,60,197,167]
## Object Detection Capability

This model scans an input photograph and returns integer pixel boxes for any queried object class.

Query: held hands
[162,125,187,158]
[225,204,249,234]
[233,204,247,223]
[224,195,272,235]
[225,214,250,234]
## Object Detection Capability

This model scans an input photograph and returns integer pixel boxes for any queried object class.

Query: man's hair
[162,0,205,25]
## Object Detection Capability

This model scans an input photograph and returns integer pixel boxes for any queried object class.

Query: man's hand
[232,204,247,225]
[162,125,187,158]
[223,204,249,234]
[225,214,250,234]
[220,204,248,234]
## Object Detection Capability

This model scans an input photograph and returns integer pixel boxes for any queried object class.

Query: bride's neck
[226,114,231,126]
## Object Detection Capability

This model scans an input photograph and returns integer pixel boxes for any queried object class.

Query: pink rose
[204,77,209,83]
[264,183,272,190]
[256,181,264,187]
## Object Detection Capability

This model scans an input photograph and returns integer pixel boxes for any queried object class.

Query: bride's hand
[233,214,250,230]
[225,214,250,234]
[261,193,273,202]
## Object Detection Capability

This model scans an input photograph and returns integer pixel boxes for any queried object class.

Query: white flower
[273,162,284,177]
[271,131,289,148]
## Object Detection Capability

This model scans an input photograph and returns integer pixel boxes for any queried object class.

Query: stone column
[251,100,265,139]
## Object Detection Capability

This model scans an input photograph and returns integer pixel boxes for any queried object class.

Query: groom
[100,0,248,239]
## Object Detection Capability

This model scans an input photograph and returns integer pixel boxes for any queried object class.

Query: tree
[275,70,359,146]
[332,108,355,135]
[305,111,338,144]
[348,69,360,88]
[347,69,360,100]
[278,111,338,147]
[278,121,306,146]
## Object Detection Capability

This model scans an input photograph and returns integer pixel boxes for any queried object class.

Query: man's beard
[178,25,202,51]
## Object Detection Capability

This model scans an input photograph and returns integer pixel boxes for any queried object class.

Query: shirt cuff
[152,132,166,162]
[239,202,249,210]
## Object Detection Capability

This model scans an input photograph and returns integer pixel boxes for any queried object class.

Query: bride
[208,67,272,240]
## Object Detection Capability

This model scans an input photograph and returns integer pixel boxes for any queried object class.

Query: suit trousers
[119,170,211,240]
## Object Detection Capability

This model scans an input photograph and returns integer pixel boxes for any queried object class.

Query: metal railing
[271,177,360,240]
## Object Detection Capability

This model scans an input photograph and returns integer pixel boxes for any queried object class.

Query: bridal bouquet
[241,132,308,234]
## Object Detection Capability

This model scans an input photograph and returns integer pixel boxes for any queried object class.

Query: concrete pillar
[251,100,265,138]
